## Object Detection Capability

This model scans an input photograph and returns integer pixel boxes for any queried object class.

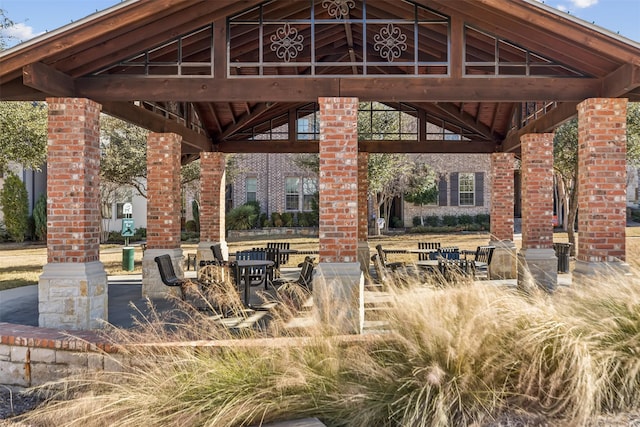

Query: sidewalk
[0,272,197,329]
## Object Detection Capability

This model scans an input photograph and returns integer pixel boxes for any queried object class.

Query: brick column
[197,152,228,265]
[357,152,370,273]
[39,98,107,329]
[574,98,628,278]
[517,133,557,292]
[489,152,517,279]
[142,132,183,298]
[315,97,364,334]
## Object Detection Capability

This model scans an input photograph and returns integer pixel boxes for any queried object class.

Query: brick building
[231,152,491,228]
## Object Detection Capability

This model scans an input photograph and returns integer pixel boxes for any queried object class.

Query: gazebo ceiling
[1,0,639,160]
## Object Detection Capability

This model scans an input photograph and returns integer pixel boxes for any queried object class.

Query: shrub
[259,213,268,228]
[425,215,440,227]
[390,216,403,228]
[271,212,283,227]
[33,193,47,241]
[475,213,490,224]
[185,220,197,232]
[297,211,318,227]
[226,204,259,230]
[0,172,29,242]
[458,214,474,225]
[412,216,422,227]
[442,214,458,227]
[281,212,294,227]
[191,200,200,232]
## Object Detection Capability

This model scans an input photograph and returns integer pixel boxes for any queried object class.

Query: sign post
[121,203,135,271]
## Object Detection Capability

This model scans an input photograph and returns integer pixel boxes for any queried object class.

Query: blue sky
[1,0,639,48]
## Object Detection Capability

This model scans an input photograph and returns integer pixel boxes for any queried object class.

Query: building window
[246,177,257,203]
[302,178,318,211]
[285,177,318,211]
[285,177,300,211]
[458,172,475,206]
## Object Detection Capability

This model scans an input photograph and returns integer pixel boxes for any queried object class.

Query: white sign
[122,202,133,215]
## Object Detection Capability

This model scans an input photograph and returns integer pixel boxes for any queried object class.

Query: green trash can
[122,247,135,271]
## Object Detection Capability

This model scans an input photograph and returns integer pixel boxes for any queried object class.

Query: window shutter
[450,173,459,206]
[475,172,484,206]
[438,176,448,206]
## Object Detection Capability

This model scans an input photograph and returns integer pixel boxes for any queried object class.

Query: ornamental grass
[21,266,640,427]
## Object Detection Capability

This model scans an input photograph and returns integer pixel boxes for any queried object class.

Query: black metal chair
[154,254,189,300]
[437,258,475,282]
[375,244,408,270]
[211,243,227,265]
[273,256,315,291]
[418,241,441,261]
[267,242,291,267]
[470,245,495,279]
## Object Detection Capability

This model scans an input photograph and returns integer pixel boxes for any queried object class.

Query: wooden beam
[74,76,601,102]
[208,139,496,154]
[209,140,319,154]
[361,140,498,153]
[22,62,75,96]
[601,63,640,98]
[501,102,578,152]
[100,101,213,153]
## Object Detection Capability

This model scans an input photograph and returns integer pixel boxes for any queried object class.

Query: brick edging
[0,322,119,353]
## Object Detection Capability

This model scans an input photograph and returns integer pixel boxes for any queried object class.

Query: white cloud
[0,22,42,45]
[556,4,569,11]
[570,0,598,8]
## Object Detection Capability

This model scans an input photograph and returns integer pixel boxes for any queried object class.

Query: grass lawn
[0,226,638,291]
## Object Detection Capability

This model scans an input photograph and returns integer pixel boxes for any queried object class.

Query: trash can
[122,246,135,271]
[553,243,572,273]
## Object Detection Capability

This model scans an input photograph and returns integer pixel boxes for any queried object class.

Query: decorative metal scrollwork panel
[270,23,305,63]
[373,23,408,62]
[321,0,356,19]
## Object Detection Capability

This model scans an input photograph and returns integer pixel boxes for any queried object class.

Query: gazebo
[1,0,639,331]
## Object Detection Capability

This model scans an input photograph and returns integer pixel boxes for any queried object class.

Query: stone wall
[0,323,121,388]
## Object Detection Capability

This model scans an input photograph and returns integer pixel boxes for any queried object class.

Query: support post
[517,133,557,292]
[39,98,107,329]
[316,97,364,334]
[142,133,184,298]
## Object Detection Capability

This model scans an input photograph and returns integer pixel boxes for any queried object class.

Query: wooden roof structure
[1,0,639,163]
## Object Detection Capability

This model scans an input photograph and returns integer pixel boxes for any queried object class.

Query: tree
[368,153,414,234]
[33,193,47,241]
[0,9,15,50]
[100,114,149,197]
[0,102,48,176]
[404,161,439,225]
[1,171,28,242]
[553,119,579,254]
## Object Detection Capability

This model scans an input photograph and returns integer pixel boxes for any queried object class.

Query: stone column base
[357,241,371,275]
[142,248,184,298]
[196,240,228,267]
[489,240,517,279]
[572,260,631,284]
[517,248,558,293]
[314,263,364,334]
[38,261,108,330]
